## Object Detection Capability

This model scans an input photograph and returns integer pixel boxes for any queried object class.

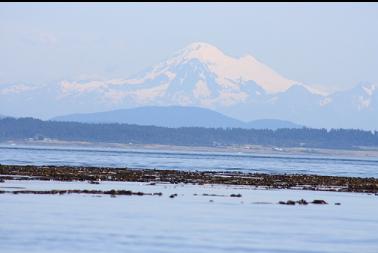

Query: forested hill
[0,117,377,149]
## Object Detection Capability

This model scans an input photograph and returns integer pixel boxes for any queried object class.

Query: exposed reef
[1,165,377,194]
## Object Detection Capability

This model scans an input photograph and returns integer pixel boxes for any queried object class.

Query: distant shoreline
[2,139,378,159]
[1,165,377,194]
[2,117,378,150]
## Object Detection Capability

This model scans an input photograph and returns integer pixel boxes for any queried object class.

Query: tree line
[0,117,377,149]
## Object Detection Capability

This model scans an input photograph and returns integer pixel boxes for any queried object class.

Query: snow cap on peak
[164,42,298,94]
[177,42,226,63]
[185,42,219,51]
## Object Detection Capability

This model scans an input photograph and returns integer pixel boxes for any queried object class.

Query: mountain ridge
[51,106,303,130]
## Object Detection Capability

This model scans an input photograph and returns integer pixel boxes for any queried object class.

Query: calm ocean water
[1,180,378,253]
[0,144,378,177]
[1,145,378,252]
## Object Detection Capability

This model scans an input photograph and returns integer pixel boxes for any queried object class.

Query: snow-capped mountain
[317,82,378,129]
[59,42,317,108]
[0,42,377,130]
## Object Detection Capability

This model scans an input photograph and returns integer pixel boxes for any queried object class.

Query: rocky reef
[1,165,377,194]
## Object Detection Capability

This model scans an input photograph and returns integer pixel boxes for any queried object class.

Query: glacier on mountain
[0,42,377,129]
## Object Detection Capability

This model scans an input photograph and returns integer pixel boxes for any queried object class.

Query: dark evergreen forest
[1,117,377,149]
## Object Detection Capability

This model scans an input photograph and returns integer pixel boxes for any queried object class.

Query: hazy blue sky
[1,3,378,91]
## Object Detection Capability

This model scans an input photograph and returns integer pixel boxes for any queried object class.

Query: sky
[1,2,378,92]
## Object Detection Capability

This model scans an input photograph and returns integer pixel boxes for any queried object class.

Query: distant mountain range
[1,42,377,129]
[52,106,302,130]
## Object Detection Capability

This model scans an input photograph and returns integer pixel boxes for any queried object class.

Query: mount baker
[0,42,377,129]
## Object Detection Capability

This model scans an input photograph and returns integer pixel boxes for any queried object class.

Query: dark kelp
[1,165,377,194]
